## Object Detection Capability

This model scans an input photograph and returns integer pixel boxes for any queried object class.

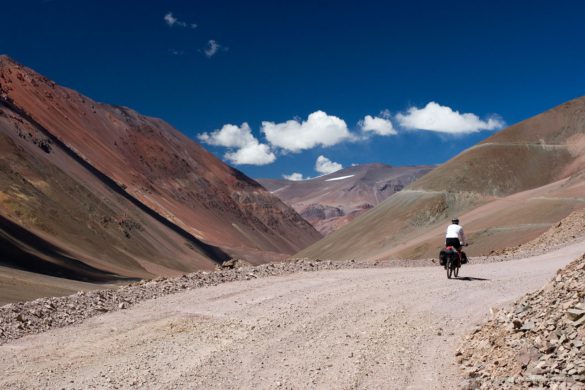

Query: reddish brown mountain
[258,164,433,235]
[0,55,320,296]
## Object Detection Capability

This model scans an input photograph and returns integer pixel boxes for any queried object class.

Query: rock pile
[521,208,585,251]
[0,258,377,345]
[458,253,585,389]
[482,208,585,262]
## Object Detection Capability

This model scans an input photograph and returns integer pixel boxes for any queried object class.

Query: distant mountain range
[296,96,585,261]
[0,55,321,293]
[258,164,433,235]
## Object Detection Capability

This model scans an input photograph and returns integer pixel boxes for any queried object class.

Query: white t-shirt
[446,224,466,243]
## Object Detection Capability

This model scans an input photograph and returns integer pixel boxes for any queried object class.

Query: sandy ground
[0,265,104,305]
[1,241,584,390]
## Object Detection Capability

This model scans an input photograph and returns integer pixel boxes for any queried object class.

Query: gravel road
[1,241,584,390]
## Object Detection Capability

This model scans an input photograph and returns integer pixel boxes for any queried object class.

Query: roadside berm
[458,253,585,389]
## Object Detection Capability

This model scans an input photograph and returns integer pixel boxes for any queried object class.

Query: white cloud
[360,114,397,136]
[315,155,343,175]
[198,123,256,148]
[204,40,225,58]
[224,143,275,165]
[283,172,306,181]
[164,12,197,28]
[396,102,504,133]
[164,12,178,26]
[262,111,352,152]
[198,123,275,166]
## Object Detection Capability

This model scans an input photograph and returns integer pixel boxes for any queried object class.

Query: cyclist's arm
[459,229,467,245]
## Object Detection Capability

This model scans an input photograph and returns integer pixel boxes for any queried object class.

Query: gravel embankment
[457,208,585,389]
[458,254,585,389]
[478,208,585,263]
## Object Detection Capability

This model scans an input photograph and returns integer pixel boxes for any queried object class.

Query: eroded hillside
[0,55,321,301]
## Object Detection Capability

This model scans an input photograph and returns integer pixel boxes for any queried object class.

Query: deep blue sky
[2,0,585,179]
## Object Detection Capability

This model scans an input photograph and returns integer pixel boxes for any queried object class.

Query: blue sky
[2,0,585,179]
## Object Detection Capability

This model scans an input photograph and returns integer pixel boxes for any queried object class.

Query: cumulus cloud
[198,123,275,165]
[396,102,504,133]
[164,12,179,26]
[283,172,306,181]
[315,155,343,175]
[261,111,352,152]
[224,143,275,165]
[198,123,255,148]
[360,112,397,136]
[204,40,226,58]
[164,12,197,28]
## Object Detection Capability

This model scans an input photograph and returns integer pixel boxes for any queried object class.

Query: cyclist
[445,217,467,264]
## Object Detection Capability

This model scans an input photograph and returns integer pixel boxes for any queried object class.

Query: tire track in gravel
[1,241,584,389]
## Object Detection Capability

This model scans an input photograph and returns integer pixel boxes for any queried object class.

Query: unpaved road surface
[2,242,585,390]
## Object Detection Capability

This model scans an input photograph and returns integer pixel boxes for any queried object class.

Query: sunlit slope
[296,97,585,260]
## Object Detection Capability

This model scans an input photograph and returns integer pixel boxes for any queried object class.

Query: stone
[567,308,585,321]
[572,316,585,327]
[512,319,523,329]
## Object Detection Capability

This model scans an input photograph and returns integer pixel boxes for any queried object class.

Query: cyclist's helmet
[451,217,460,224]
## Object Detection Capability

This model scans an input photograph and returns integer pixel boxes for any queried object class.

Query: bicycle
[440,244,468,279]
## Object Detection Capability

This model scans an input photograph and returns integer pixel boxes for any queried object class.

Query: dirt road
[1,241,584,389]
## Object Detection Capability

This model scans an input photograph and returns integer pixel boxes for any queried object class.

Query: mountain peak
[0,56,12,70]
[0,54,18,66]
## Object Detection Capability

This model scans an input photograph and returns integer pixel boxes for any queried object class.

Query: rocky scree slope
[458,253,585,389]
[481,208,585,262]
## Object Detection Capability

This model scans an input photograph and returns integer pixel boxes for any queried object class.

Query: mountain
[0,55,321,293]
[258,164,433,235]
[296,97,585,261]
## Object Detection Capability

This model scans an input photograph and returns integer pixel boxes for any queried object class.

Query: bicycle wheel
[446,262,453,279]
[454,266,459,278]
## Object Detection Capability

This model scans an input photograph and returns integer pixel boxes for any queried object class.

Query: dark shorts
[445,237,461,250]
